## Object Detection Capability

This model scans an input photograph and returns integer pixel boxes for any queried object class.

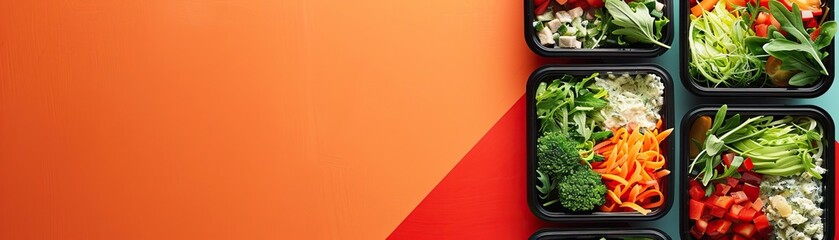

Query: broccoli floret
[558,169,607,212]
[537,132,585,178]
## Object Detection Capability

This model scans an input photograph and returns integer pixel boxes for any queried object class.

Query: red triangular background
[388,96,544,239]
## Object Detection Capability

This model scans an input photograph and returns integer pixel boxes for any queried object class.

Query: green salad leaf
[604,0,670,48]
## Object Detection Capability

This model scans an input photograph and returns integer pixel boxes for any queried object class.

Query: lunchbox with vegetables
[525,0,673,57]
[680,105,834,240]
[527,64,674,221]
[530,228,670,240]
[682,0,837,97]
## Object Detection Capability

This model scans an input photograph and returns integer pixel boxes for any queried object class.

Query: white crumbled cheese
[655,1,665,11]
[594,73,664,131]
[538,27,555,45]
[761,158,826,240]
[788,212,808,225]
[568,7,584,18]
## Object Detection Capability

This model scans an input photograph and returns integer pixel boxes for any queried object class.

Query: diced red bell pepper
[730,191,749,204]
[690,199,706,220]
[726,177,739,187]
[727,204,744,222]
[691,219,709,239]
[733,223,757,238]
[807,19,819,28]
[742,183,760,201]
[741,172,762,186]
[738,208,757,222]
[752,198,764,211]
[755,24,769,38]
[586,0,605,8]
[690,183,707,200]
[722,152,736,167]
[716,196,736,209]
[802,10,814,22]
[710,205,727,218]
[754,214,771,231]
[740,158,753,172]
[706,195,720,208]
[714,183,732,196]
[707,220,733,238]
[812,8,823,16]
[535,0,550,14]
[535,0,550,6]
[732,235,747,240]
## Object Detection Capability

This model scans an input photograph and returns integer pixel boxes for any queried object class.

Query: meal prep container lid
[678,105,835,240]
[524,0,674,58]
[679,2,835,97]
[527,64,675,222]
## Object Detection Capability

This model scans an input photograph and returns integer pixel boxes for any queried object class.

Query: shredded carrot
[591,126,673,215]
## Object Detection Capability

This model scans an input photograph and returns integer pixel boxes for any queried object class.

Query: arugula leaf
[789,71,822,86]
[605,0,670,48]
[536,170,557,199]
[814,21,837,50]
[763,0,836,86]
[708,105,727,136]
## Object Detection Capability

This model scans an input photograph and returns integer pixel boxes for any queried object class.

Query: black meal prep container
[679,105,835,239]
[524,0,674,57]
[530,228,671,240]
[526,64,675,221]
[679,2,835,97]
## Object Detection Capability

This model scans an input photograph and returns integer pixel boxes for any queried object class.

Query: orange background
[0,0,541,239]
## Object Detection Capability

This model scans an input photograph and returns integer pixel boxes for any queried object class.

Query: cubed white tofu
[547,19,562,33]
[556,11,573,23]
[655,1,665,11]
[574,40,582,48]
[557,36,577,48]
[538,27,555,46]
[568,7,584,18]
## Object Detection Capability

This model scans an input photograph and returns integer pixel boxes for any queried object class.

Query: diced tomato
[701,213,715,222]
[707,220,733,238]
[727,204,744,222]
[586,0,605,8]
[536,0,550,5]
[710,205,727,218]
[812,8,823,16]
[756,12,769,25]
[741,172,762,186]
[759,0,769,8]
[752,198,764,211]
[691,219,709,239]
[802,10,814,21]
[714,183,732,196]
[722,152,736,167]
[733,223,757,238]
[732,235,747,240]
[730,191,749,204]
[690,199,706,220]
[811,27,821,41]
[755,24,769,38]
[740,158,753,171]
[535,0,550,14]
[716,196,736,209]
[690,183,707,200]
[754,214,771,232]
[769,14,782,32]
[807,19,819,28]
[742,183,760,201]
[706,195,720,208]
[726,177,739,187]
[738,208,757,222]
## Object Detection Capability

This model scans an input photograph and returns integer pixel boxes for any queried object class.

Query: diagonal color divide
[388,96,544,239]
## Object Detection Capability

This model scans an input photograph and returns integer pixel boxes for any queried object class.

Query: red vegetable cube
[806,19,819,28]
[710,205,727,218]
[754,214,771,232]
[727,204,744,222]
[690,199,706,220]
[691,219,709,239]
[734,223,756,238]
[690,183,707,200]
[706,195,720,208]
[742,183,760,201]
[741,172,762,185]
[716,196,736,209]
[740,158,754,172]
[726,177,739,187]
[707,220,733,238]
[730,191,749,204]
[738,208,757,222]
[715,183,732,196]
[755,24,769,38]
[752,198,764,211]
